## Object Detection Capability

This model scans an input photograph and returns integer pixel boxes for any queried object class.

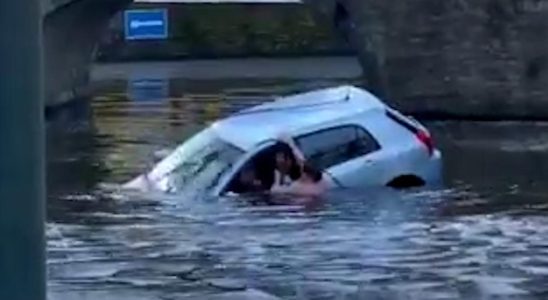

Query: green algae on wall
[95,3,353,62]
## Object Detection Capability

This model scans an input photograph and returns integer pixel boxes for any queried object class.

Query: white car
[124,85,443,196]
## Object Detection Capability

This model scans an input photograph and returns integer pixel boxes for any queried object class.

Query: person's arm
[278,132,305,165]
[273,182,323,197]
[270,169,284,191]
[271,181,293,194]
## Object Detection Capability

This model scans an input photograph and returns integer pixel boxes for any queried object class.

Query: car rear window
[295,125,380,170]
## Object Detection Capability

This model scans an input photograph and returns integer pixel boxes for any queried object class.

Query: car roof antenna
[345,86,351,101]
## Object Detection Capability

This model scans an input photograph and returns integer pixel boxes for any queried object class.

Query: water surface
[47,61,548,300]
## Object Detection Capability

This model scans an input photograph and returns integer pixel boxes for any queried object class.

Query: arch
[386,175,425,189]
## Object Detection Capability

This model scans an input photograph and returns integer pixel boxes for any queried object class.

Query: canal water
[47,60,548,300]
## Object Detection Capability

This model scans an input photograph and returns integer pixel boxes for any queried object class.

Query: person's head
[301,164,323,183]
[273,144,295,173]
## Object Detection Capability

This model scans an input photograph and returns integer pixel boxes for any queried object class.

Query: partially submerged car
[124,85,442,196]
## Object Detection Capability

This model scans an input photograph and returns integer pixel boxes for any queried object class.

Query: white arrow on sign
[130,20,164,29]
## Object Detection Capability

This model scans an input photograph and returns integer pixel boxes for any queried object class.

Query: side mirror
[123,148,174,192]
[152,148,172,163]
[141,148,172,179]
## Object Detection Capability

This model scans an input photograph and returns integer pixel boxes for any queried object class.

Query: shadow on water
[46,63,548,300]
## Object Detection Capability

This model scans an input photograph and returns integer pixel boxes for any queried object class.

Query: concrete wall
[42,0,75,15]
[305,0,548,119]
[43,0,130,107]
[43,0,548,117]
[95,2,353,61]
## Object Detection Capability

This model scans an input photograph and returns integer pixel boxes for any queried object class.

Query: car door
[295,125,383,188]
[327,148,387,188]
[213,140,277,196]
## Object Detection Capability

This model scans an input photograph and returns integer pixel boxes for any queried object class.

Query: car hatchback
[124,85,443,196]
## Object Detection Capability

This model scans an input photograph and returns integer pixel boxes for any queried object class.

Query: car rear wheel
[386,175,425,189]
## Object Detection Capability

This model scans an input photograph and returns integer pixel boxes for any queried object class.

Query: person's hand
[277,131,293,144]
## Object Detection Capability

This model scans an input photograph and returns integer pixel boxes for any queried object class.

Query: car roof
[212,85,387,151]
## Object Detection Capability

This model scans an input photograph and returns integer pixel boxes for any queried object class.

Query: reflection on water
[47,70,548,299]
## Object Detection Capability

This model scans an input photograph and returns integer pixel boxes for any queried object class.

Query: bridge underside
[305,0,548,119]
[44,0,130,107]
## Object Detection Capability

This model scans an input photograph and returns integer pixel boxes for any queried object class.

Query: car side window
[296,125,380,170]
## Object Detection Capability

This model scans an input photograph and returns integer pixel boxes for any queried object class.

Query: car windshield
[147,128,244,193]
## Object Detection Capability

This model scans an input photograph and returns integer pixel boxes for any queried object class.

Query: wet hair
[272,142,301,180]
[272,143,293,160]
[302,164,323,183]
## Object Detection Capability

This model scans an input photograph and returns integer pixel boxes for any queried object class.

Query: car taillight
[416,130,434,156]
[385,109,435,156]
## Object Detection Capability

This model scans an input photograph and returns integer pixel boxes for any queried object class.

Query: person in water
[270,132,305,189]
[271,163,327,197]
[270,132,327,197]
[231,165,264,195]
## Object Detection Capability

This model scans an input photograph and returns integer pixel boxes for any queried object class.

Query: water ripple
[47,80,548,299]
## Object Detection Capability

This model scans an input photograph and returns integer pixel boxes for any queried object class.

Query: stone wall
[95,3,353,62]
[44,0,130,107]
[305,0,548,119]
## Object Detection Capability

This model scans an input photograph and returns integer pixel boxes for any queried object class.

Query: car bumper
[422,149,444,186]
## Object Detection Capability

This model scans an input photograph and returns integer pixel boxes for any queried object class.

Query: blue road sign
[124,9,168,40]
